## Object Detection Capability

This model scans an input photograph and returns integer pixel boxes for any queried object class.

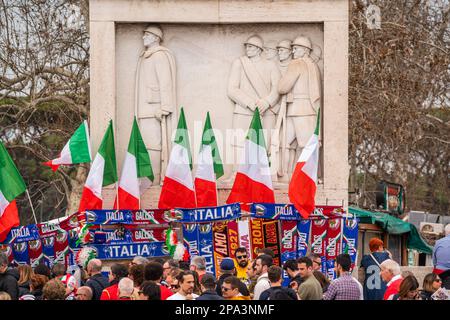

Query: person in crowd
[246,260,258,297]
[129,256,149,268]
[323,254,361,300]
[100,263,129,300]
[393,275,420,300]
[0,252,19,300]
[380,259,403,300]
[166,268,181,294]
[85,258,109,300]
[253,254,273,300]
[19,274,48,300]
[138,280,161,300]
[75,286,93,300]
[257,248,275,258]
[221,276,250,300]
[215,257,249,297]
[118,277,135,300]
[283,259,303,291]
[167,270,199,300]
[358,237,390,300]
[144,261,174,300]
[313,270,330,294]
[420,273,442,300]
[43,279,66,300]
[196,273,224,300]
[190,256,208,282]
[308,253,323,272]
[433,224,450,289]
[17,264,33,297]
[34,263,52,279]
[259,265,298,300]
[297,257,323,300]
[234,247,250,283]
[162,259,179,286]
[179,261,190,271]
[128,263,145,300]
[192,270,202,295]
[0,291,11,300]
[52,263,77,299]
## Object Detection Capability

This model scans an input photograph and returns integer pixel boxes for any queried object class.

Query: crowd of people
[0,225,449,300]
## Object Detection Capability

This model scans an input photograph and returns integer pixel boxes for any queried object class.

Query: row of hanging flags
[0,203,359,282]
[0,106,321,243]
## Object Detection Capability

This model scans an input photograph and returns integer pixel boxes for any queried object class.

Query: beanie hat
[220,258,235,271]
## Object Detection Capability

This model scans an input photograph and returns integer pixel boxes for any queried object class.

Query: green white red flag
[226,108,275,211]
[44,120,92,171]
[288,109,321,218]
[0,142,27,242]
[158,108,196,209]
[78,120,118,212]
[195,112,224,207]
[114,117,154,209]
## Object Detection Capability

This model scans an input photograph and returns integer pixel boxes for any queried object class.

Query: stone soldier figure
[278,36,321,175]
[227,35,281,171]
[135,25,177,184]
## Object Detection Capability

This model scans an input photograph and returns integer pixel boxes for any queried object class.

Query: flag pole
[25,189,38,224]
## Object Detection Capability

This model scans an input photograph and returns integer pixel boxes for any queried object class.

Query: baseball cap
[220,258,235,271]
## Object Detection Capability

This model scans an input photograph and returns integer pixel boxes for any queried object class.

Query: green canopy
[349,206,433,254]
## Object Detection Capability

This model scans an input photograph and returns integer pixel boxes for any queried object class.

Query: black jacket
[86,273,110,300]
[440,269,450,290]
[215,273,250,297]
[0,268,19,300]
[196,290,225,300]
[18,280,31,297]
[259,286,298,300]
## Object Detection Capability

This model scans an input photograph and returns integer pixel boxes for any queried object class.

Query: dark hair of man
[140,281,161,300]
[283,259,298,272]
[200,274,216,291]
[179,261,190,271]
[223,276,241,290]
[335,254,352,272]
[129,264,145,287]
[176,270,195,283]
[234,247,247,257]
[166,259,179,269]
[297,257,313,268]
[153,258,165,265]
[144,261,164,281]
[51,263,66,277]
[313,270,330,289]
[268,265,282,283]
[111,263,129,280]
[257,254,273,268]
[34,263,52,279]
[259,248,275,258]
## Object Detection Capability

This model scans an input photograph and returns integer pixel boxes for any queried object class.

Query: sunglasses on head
[236,255,247,259]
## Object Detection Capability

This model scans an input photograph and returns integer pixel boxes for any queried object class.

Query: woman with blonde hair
[420,273,441,300]
[18,265,34,297]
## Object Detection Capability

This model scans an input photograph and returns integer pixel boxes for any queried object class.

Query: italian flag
[288,109,320,219]
[0,142,26,242]
[194,112,224,207]
[226,108,275,211]
[114,117,154,210]
[78,120,118,212]
[43,120,92,171]
[158,108,196,209]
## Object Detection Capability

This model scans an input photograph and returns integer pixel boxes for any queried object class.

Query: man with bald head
[75,286,93,300]
[85,259,109,300]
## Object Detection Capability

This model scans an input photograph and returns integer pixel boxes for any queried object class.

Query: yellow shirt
[234,260,249,281]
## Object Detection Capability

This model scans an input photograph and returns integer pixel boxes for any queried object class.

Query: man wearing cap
[278,35,321,172]
[263,40,279,62]
[215,257,250,297]
[227,34,281,171]
[135,24,177,184]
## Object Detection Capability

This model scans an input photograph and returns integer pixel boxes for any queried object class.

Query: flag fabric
[194,112,224,207]
[158,108,196,209]
[78,120,117,212]
[288,109,321,218]
[114,117,154,210]
[44,120,92,171]
[0,142,27,242]
[226,108,275,211]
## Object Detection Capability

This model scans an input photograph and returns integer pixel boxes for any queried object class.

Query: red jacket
[160,284,174,300]
[100,284,119,300]
[383,276,403,300]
